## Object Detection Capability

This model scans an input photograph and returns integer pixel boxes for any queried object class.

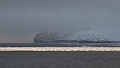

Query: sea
[0,43,120,47]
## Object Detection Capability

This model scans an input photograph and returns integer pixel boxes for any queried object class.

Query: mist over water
[0,0,120,43]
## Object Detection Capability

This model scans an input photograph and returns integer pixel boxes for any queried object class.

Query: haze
[0,0,120,43]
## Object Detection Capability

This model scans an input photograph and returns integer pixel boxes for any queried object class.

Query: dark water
[0,43,120,47]
[1,52,120,68]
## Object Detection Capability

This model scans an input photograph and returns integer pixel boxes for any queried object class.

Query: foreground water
[0,43,120,47]
[1,52,120,68]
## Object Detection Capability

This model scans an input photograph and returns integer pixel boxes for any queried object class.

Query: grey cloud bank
[0,0,120,43]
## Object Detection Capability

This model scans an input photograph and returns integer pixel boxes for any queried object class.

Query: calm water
[0,43,120,47]
[1,52,120,68]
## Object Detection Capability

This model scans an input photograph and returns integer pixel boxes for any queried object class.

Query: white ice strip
[1,47,120,51]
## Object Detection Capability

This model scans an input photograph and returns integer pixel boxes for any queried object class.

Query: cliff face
[34,32,70,43]
[34,32,59,43]
[34,29,120,43]
[34,33,110,43]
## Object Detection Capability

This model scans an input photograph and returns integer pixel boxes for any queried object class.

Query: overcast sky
[0,0,120,43]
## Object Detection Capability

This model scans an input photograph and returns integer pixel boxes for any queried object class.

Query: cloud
[0,0,120,42]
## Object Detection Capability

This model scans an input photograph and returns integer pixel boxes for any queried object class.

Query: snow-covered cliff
[34,29,120,43]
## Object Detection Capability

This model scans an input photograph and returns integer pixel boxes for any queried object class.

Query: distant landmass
[34,30,120,43]
[1,29,120,47]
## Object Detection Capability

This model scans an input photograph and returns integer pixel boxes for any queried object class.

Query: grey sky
[0,0,120,43]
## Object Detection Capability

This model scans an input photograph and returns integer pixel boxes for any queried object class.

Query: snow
[68,28,120,41]
[34,28,120,43]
